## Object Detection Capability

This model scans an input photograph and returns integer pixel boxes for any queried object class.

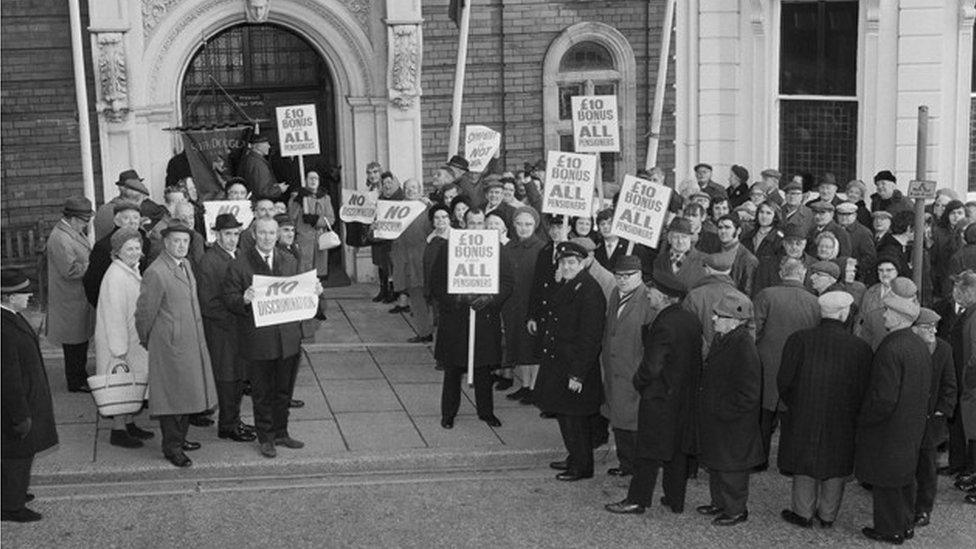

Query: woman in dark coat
[695,292,764,526]
[501,207,546,400]
[422,204,452,333]
[741,202,784,295]
[1,271,57,522]
[931,200,967,295]
[369,172,404,303]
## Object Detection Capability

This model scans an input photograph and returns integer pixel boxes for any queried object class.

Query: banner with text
[275,104,320,157]
[339,188,379,224]
[180,126,251,201]
[372,200,428,240]
[542,151,596,217]
[448,230,500,295]
[203,200,254,243]
[251,270,319,328]
[611,175,672,249]
[571,95,620,153]
[464,125,501,173]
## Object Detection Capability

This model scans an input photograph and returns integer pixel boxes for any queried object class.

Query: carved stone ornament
[142,0,181,39]
[388,25,421,110]
[344,0,370,30]
[96,33,129,122]
[245,0,271,23]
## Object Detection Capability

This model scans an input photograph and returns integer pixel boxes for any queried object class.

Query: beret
[810,261,840,279]
[713,291,753,320]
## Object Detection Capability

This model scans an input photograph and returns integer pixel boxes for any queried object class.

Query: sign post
[571,95,620,203]
[610,175,673,250]
[448,229,500,385]
[910,106,929,292]
[275,104,320,188]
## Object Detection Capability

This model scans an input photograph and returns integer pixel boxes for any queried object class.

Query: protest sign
[203,200,254,243]
[275,104,320,157]
[610,175,673,249]
[542,151,596,217]
[180,126,250,201]
[339,188,379,224]
[251,270,319,328]
[372,200,428,239]
[464,125,501,173]
[448,230,500,295]
[571,95,620,153]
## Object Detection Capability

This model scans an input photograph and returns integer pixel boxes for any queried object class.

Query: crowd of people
[1,130,974,545]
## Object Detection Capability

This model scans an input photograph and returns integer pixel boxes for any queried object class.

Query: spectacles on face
[613,270,640,280]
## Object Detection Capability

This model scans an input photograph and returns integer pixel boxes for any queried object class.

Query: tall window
[778,1,858,183]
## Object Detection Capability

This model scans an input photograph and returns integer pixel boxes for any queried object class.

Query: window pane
[593,83,616,96]
[559,41,614,72]
[822,2,858,95]
[779,99,857,185]
[780,1,857,96]
[559,134,575,152]
[600,153,616,183]
[558,84,583,120]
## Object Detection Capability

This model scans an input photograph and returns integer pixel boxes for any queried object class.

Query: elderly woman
[423,204,452,354]
[390,179,434,342]
[93,228,154,448]
[288,170,336,282]
[844,180,872,229]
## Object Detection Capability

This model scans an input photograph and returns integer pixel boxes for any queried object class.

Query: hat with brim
[704,252,735,272]
[110,227,142,255]
[483,175,504,190]
[160,221,194,238]
[62,195,94,219]
[0,269,35,294]
[250,133,270,144]
[782,181,802,193]
[443,155,469,172]
[915,307,941,326]
[694,163,712,172]
[613,255,642,273]
[781,224,807,241]
[810,261,840,279]
[212,213,244,231]
[650,268,687,298]
[818,291,853,315]
[667,217,693,235]
[115,169,150,195]
[713,291,753,320]
[555,241,587,261]
[836,202,857,215]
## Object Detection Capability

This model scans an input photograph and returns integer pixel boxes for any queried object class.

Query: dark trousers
[215,380,243,433]
[915,446,938,514]
[872,482,916,536]
[591,414,610,445]
[249,354,299,443]
[0,457,33,511]
[626,452,689,511]
[791,475,845,522]
[947,408,971,470]
[557,414,595,476]
[63,341,89,389]
[287,354,301,399]
[612,428,637,473]
[760,408,779,464]
[441,366,493,419]
[708,470,750,515]
[158,414,190,457]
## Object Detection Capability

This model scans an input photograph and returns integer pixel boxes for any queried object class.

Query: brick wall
[420,0,676,186]
[1,0,102,230]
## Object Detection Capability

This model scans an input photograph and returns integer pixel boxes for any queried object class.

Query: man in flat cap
[871,170,913,216]
[806,173,843,208]
[241,133,289,201]
[683,163,726,204]
[856,281,931,544]
[777,291,872,529]
[605,269,702,515]
[136,222,217,468]
[436,155,484,209]
[84,201,151,307]
[807,261,841,296]
[806,200,852,259]
[94,169,152,241]
[683,252,750,355]
[46,196,96,393]
[836,201,876,282]
[781,180,814,236]
[653,217,707,290]
[694,292,764,526]
[535,241,607,481]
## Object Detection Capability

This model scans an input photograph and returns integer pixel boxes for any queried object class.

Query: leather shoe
[494,378,514,391]
[25,493,34,503]
[110,429,144,449]
[274,436,305,449]
[441,417,454,429]
[166,452,192,468]
[696,504,723,516]
[407,334,433,343]
[239,422,256,434]
[556,471,592,481]
[218,427,257,442]
[188,415,214,427]
[713,512,748,526]
[862,527,904,545]
[781,509,813,528]
[914,512,930,527]
[1,507,42,522]
[607,468,631,477]
[181,441,202,451]
[519,391,536,405]
[507,388,530,401]
[815,513,834,528]
[125,423,155,440]
[904,528,914,540]
[549,460,568,471]
[389,305,410,314]
[605,500,645,514]
[479,415,502,427]
[260,441,277,458]
[289,399,305,408]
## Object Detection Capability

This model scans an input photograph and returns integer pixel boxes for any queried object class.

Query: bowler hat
[713,291,753,319]
[555,241,587,261]
[613,255,642,273]
[0,269,34,294]
[62,195,94,219]
[211,213,243,231]
[160,221,194,238]
[809,261,841,279]
[874,170,896,184]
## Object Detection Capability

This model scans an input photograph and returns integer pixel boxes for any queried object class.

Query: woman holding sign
[391,179,433,342]
[287,170,335,282]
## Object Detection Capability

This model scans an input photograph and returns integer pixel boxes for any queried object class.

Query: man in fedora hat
[94,169,152,241]
[46,196,96,393]
[241,133,289,201]
[1,270,57,523]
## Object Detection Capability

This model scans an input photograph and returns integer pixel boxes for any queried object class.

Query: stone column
[385,1,423,183]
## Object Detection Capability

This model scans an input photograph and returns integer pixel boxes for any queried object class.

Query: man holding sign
[224,217,322,458]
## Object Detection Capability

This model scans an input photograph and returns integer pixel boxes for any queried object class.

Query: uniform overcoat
[1,309,58,459]
[45,220,94,345]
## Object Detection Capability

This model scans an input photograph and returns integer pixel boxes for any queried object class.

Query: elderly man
[946,271,976,501]
[683,253,749,354]
[535,241,607,481]
[806,173,843,207]
[135,222,217,468]
[84,202,150,307]
[695,292,764,526]
[653,217,707,289]
[777,291,872,529]
[836,201,876,281]
[856,282,931,544]
[714,214,758,295]
[600,256,658,478]
[94,169,151,241]
[150,202,206,267]
[806,201,852,258]
[753,258,821,469]
[605,270,701,515]
[241,133,289,201]
[871,170,913,215]
[683,163,726,203]
[781,180,814,236]
[224,217,321,458]
[238,198,276,252]
[46,196,96,393]
[483,177,515,234]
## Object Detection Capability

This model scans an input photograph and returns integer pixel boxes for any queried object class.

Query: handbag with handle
[317,219,342,250]
[87,362,149,417]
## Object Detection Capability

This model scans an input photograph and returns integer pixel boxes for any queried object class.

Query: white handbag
[87,363,148,417]
[317,219,342,250]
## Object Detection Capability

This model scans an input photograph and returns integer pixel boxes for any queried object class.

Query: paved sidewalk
[29,285,566,485]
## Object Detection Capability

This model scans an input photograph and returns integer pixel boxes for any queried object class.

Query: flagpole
[447,0,473,158]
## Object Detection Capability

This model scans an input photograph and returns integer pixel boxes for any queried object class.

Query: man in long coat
[695,292,764,526]
[605,271,701,515]
[777,292,872,528]
[946,271,976,500]
[1,271,57,522]
[600,256,657,477]
[135,223,218,468]
[525,214,568,405]
[753,258,821,467]
[196,214,255,443]
[683,253,751,355]
[240,133,288,201]
[535,242,607,481]
[855,285,931,544]
[46,196,96,393]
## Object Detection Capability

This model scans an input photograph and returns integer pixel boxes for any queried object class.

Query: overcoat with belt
[854,327,931,487]
[45,219,94,345]
[1,309,58,459]
[196,245,242,381]
[134,252,217,417]
[632,303,702,460]
[600,285,657,431]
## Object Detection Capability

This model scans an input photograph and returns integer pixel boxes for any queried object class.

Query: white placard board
[464,125,501,173]
[203,200,254,243]
[571,95,620,153]
[610,175,673,249]
[339,188,378,224]
[542,151,596,217]
[275,104,320,157]
[251,270,319,327]
[448,229,500,295]
[372,200,427,240]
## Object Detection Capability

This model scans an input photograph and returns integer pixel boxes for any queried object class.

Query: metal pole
[911,106,927,293]
[68,0,96,221]
[645,0,676,169]
[466,308,476,386]
[447,1,473,159]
